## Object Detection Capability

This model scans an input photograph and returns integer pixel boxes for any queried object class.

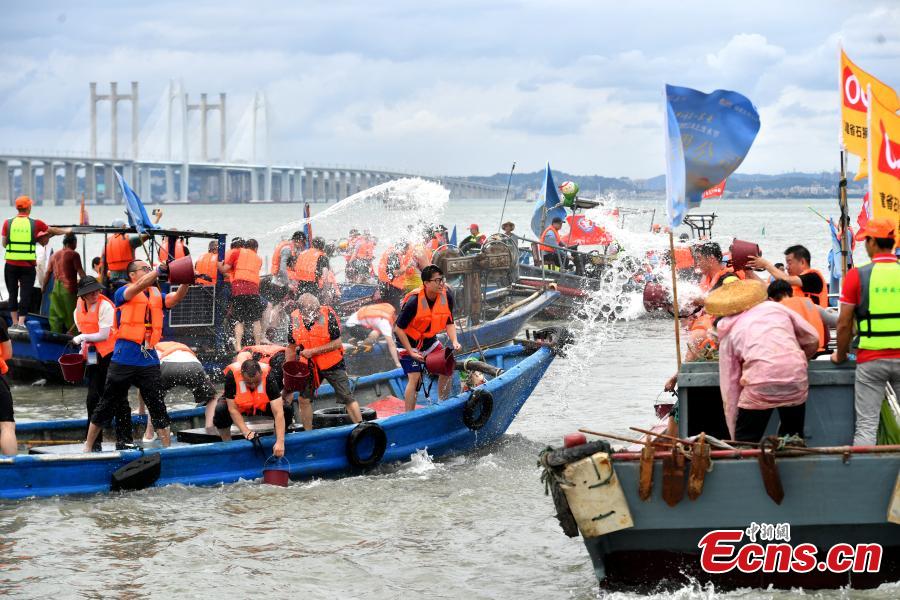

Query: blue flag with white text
[530,163,566,237]
[114,170,159,235]
[664,84,760,228]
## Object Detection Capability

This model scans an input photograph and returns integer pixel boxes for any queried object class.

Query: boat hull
[2,345,555,499]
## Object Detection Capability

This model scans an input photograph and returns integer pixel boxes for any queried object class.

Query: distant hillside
[463,169,867,199]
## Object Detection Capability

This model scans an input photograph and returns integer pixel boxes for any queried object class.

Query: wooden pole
[669,231,682,369]
[838,149,849,278]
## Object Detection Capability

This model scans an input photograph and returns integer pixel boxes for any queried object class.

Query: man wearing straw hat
[706,279,819,442]
[831,217,900,446]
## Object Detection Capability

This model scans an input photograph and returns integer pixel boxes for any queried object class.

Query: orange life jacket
[229,362,272,415]
[377,246,416,289]
[241,344,286,364]
[117,286,164,348]
[400,287,451,345]
[673,246,694,270]
[700,267,743,293]
[355,302,396,324]
[270,240,298,277]
[539,226,561,254]
[158,238,186,262]
[780,296,827,352]
[233,249,261,284]
[224,352,253,376]
[352,239,375,261]
[105,233,134,271]
[791,268,829,308]
[74,294,118,357]
[293,248,324,284]
[195,252,218,287]
[290,306,344,371]
[155,341,195,360]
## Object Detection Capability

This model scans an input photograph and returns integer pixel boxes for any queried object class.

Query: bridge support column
[315,170,325,203]
[48,163,61,205]
[20,161,32,199]
[164,166,175,203]
[281,171,290,202]
[0,160,9,205]
[250,168,259,202]
[302,170,312,202]
[264,167,272,202]
[220,168,228,203]
[64,163,76,203]
[140,165,152,205]
[180,162,190,203]
[85,163,96,202]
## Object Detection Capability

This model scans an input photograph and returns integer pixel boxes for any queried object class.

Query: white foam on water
[404,448,437,475]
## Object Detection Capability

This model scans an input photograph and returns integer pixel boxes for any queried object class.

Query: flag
[701,179,727,200]
[564,215,613,246]
[530,163,566,237]
[303,203,313,249]
[840,48,900,179]
[867,90,900,238]
[664,84,760,228]
[449,225,457,247]
[857,191,871,230]
[827,216,855,305]
[78,193,89,226]
[113,170,158,234]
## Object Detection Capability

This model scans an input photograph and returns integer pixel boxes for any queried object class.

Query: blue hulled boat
[2,339,562,500]
[540,360,900,591]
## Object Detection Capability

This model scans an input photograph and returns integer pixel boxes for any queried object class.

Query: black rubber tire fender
[346,421,387,468]
[462,390,493,431]
[111,453,161,492]
[550,479,580,538]
[312,406,377,429]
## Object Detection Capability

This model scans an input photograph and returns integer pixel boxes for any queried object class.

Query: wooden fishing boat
[2,335,566,500]
[540,360,900,590]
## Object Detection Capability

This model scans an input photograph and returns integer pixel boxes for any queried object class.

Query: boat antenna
[497,161,516,231]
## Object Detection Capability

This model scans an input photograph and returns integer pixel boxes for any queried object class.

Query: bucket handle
[264,455,290,470]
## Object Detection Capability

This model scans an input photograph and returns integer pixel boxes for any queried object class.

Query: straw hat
[704,279,767,317]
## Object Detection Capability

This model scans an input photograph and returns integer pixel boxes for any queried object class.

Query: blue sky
[1,1,898,178]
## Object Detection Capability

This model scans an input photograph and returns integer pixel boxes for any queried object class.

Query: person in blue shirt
[82,259,190,452]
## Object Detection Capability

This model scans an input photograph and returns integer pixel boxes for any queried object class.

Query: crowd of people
[0,197,478,457]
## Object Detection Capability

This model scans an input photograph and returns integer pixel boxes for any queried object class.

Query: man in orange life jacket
[221,238,264,351]
[378,241,417,311]
[271,231,306,287]
[194,240,219,287]
[215,358,290,458]
[767,279,828,353]
[347,231,376,283]
[104,213,163,281]
[346,302,401,368]
[394,265,462,412]
[82,259,190,452]
[285,293,361,431]
[539,217,566,269]
[71,276,130,452]
[747,244,828,308]
[152,341,217,432]
[293,236,331,298]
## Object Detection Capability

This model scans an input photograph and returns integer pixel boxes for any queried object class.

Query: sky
[1,1,898,178]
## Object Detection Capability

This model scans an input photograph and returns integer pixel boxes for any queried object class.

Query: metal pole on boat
[838,148,849,278]
[497,162,516,232]
[668,231,682,369]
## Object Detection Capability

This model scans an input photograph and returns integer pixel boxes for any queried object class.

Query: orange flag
[867,89,900,241]
[840,48,900,179]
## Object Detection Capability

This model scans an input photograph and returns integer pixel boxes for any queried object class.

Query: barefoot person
[285,293,362,431]
[82,260,190,451]
[394,265,462,412]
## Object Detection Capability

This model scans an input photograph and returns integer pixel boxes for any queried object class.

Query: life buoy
[346,422,387,467]
[463,389,493,430]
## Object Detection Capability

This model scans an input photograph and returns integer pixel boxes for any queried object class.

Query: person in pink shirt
[706,279,819,442]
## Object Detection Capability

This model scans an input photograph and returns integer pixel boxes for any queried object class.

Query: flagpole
[669,231,682,369]
[839,149,849,278]
[497,162,516,232]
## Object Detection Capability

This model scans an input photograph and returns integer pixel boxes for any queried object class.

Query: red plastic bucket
[167,255,196,285]
[262,456,290,487]
[58,353,86,383]
[642,282,669,312]
[563,432,587,448]
[730,239,761,272]
[282,360,312,392]
[425,345,455,377]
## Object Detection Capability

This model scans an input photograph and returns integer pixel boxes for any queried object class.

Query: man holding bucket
[82,259,190,452]
[215,358,290,458]
[285,293,362,431]
[394,264,462,412]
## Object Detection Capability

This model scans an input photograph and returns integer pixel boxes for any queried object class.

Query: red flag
[564,215,613,246]
[856,192,871,231]
[701,179,727,200]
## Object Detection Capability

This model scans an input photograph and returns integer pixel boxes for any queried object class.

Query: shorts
[230,294,264,324]
[346,315,392,337]
[398,340,441,375]
[160,360,216,405]
[260,278,290,304]
[299,366,355,405]
[0,376,13,422]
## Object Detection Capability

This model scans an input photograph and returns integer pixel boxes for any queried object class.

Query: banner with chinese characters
[840,48,900,179]
[867,91,900,237]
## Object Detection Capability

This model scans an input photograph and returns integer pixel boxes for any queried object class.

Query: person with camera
[82,259,190,452]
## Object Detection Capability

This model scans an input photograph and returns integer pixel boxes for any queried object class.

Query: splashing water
[264,178,450,272]
[404,448,437,475]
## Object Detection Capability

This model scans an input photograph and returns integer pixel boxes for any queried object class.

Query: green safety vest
[855,260,900,350]
[4,216,36,261]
